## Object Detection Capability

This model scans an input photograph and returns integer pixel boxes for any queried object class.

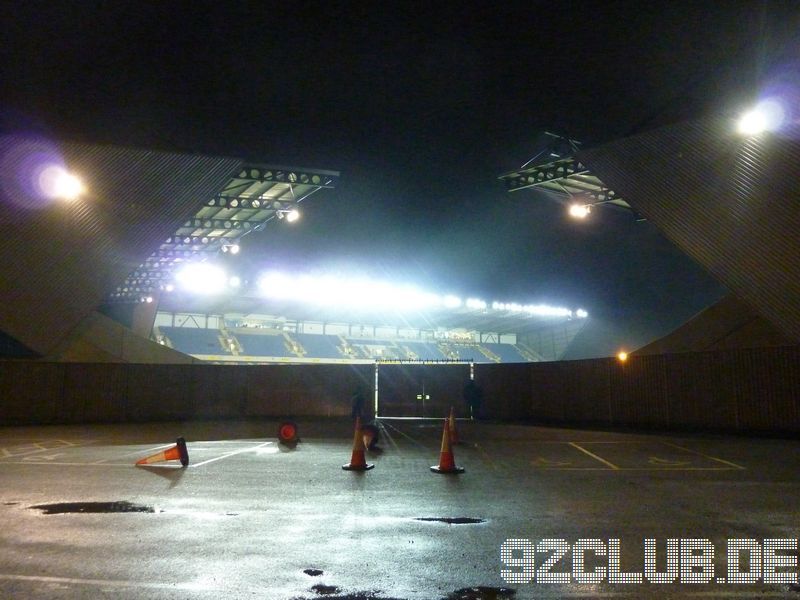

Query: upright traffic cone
[431,419,464,474]
[343,417,374,471]
[448,406,459,445]
[136,437,189,467]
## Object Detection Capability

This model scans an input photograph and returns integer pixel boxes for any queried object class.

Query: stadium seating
[293,333,344,359]
[160,325,536,364]
[235,331,295,357]
[160,326,230,355]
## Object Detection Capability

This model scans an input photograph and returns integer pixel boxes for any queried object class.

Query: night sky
[2,1,799,357]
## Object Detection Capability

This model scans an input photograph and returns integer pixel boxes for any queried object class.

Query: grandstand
[153,302,587,364]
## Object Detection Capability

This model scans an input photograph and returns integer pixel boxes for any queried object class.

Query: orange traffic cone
[136,437,189,467]
[343,417,374,471]
[278,421,299,445]
[431,419,464,474]
[448,406,459,445]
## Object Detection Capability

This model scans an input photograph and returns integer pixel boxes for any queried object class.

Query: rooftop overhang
[110,164,339,303]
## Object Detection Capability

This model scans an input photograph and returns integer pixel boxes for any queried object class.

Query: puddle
[414,517,485,525]
[29,502,158,515]
[291,593,403,600]
[443,587,516,600]
[304,569,324,576]
[311,584,341,595]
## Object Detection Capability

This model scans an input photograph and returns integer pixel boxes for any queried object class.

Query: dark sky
[2,1,799,356]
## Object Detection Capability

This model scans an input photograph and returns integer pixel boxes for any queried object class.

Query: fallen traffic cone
[431,419,464,474]
[136,437,189,467]
[448,406,459,445]
[278,421,299,445]
[343,417,374,471]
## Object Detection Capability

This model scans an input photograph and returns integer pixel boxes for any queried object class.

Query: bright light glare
[229,276,241,288]
[257,272,459,311]
[227,244,240,255]
[737,109,768,135]
[255,271,586,318]
[175,263,228,295]
[492,301,573,317]
[285,209,300,223]
[617,351,628,362]
[466,298,487,310]
[39,166,84,200]
[568,204,589,219]
[443,295,462,309]
[738,99,785,135]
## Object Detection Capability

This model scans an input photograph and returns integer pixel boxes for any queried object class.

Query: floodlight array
[255,271,588,318]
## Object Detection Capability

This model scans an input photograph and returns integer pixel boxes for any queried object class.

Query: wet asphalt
[0,418,799,599]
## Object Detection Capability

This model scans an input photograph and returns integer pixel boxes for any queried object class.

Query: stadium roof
[503,117,800,344]
[156,292,585,335]
[0,135,339,357]
[109,164,339,303]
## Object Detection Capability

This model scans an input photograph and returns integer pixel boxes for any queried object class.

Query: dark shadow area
[136,464,187,488]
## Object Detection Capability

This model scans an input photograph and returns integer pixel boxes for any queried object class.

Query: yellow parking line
[662,441,746,470]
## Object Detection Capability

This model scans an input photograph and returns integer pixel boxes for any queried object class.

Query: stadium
[2,4,800,597]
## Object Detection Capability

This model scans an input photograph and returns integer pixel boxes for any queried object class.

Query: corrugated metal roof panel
[580,118,800,342]
[0,135,241,355]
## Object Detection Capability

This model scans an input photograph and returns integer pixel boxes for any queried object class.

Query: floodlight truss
[109,164,338,303]
[499,146,634,214]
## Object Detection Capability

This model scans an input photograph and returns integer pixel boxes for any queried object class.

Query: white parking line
[189,442,274,468]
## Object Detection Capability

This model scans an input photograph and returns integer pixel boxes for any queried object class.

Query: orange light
[617,351,628,362]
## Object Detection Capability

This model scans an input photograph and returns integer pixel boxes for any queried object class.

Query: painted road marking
[0,441,274,468]
[0,440,84,460]
[662,441,746,470]
[569,442,621,469]
[648,456,690,467]
[189,441,274,468]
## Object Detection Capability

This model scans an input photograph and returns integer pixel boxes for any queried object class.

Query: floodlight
[568,204,590,219]
[442,295,462,309]
[466,298,487,310]
[222,244,240,255]
[737,109,768,135]
[737,99,786,136]
[145,296,153,304]
[175,263,228,295]
[39,166,84,201]
[576,308,588,318]
[285,209,300,223]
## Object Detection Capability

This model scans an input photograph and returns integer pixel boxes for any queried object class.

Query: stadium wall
[0,346,798,433]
